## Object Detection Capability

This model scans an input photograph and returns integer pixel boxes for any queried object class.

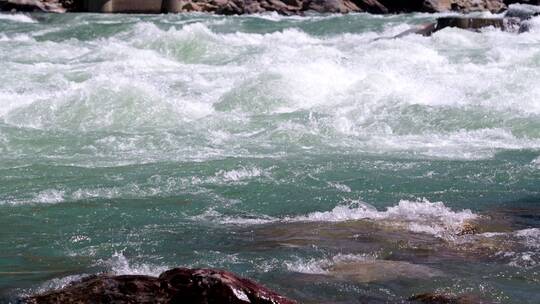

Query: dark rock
[58,0,82,11]
[76,0,508,14]
[374,0,505,13]
[436,17,506,31]
[0,0,65,12]
[159,268,296,304]
[83,0,163,13]
[26,275,165,304]
[352,0,389,13]
[428,16,533,35]
[504,0,540,6]
[305,0,358,13]
[25,268,296,304]
[1,0,533,16]
[376,0,439,13]
[389,16,523,38]
[409,293,494,304]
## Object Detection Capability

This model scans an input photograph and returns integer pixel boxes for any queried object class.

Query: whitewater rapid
[0,13,539,168]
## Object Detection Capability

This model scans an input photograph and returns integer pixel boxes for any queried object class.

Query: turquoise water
[0,12,539,303]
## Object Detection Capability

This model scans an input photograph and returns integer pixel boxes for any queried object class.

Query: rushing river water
[0,11,539,303]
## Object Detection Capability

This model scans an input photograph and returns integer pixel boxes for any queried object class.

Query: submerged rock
[25,268,296,304]
[409,292,494,304]
[435,17,507,31]
[327,259,443,283]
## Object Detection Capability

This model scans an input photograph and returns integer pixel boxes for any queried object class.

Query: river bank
[0,0,539,14]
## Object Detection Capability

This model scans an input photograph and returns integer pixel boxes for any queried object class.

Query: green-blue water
[0,12,539,303]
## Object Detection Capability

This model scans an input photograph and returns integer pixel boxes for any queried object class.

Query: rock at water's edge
[409,292,495,304]
[1,0,513,14]
[25,268,297,304]
[0,0,66,12]
[327,260,443,283]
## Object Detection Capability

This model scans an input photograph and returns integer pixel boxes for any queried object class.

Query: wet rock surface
[25,268,296,304]
[0,0,65,12]
[409,292,495,304]
[327,259,443,283]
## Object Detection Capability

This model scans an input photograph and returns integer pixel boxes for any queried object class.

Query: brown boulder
[25,268,296,304]
[435,17,506,31]
[305,0,358,13]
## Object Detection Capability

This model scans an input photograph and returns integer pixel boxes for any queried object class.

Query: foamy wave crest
[285,253,377,274]
[33,189,65,204]
[200,199,478,238]
[195,208,277,225]
[23,252,169,297]
[0,189,66,205]
[1,14,539,162]
[0,13,36,23]
[365,129,540,160]
[215,166,266,182]
[99,251,169,277]
[287,199,477,237]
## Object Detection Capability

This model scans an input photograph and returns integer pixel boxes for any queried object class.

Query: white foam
[197,208,277,225]
[482,228,540,268]
[200,199,477,239]
[328,182,352,192]
[508,228,540,268]
[216,166,264,182]
[515,228,540,249]
[231,287,250,302]
[532,156,540,169]
[286,253,378,274]
[101,251,168,277]
[0,13,36,23]
[288,199,477,237]
[32,189,65,204]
